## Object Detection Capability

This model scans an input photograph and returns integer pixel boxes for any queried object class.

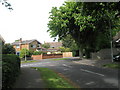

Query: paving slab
[13,67,45,88]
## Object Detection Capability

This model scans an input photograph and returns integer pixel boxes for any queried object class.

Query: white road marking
[63,68,69,71]
[62,64,72,68]
[80,69,105,77]
[85,81,95,85]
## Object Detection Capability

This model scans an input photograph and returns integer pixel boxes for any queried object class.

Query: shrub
[19,48,32,58]
[33,51,42,55]
[2,44,16,54]
[2,54,21,89]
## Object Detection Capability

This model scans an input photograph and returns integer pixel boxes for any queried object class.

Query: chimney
[20,38,22,43]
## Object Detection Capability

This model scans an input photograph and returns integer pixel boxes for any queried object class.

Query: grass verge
[21,60,39,63]
[51,58,70,61]
[32,67,79,88]
[103,63,120,69]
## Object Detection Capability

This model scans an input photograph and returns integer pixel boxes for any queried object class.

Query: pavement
[13,67,45,88]
[13,57,120,89]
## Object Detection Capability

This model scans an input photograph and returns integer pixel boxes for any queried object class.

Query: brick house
[12,38,41,55]
[39,42,63,54]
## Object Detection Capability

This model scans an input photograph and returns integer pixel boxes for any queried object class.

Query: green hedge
[2,54,21,89]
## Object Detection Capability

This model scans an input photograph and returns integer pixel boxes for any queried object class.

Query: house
[37,42,62,54]
[12,38,41,55]
[0,35,5,45]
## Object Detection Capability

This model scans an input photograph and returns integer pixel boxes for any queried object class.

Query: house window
[31,44,36,48]
[16,45,20,48]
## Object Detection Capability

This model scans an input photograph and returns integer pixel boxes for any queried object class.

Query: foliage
[21,60,38,63]
[62,35,79,51]
[48,2,120,58]
[2,54,20,89]
[19,48,32,58]
[2,44,16,54]
[32,67,76,88]
[32,51,43,55]
[103,63,120,69]
[41,43,50,49]
[59,47,71,52]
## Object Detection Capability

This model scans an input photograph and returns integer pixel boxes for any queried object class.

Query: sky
[0,0,66,44]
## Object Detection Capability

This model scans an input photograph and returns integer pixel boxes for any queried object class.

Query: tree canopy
[41,43,50,49]
[48,1,120,58]
[2,44,15,54]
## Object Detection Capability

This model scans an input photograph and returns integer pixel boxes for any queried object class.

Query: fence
[31,52,73,60]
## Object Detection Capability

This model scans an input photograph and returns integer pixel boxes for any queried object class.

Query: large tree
[48,2,120,58]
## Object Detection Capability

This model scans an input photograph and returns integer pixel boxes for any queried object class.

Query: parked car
[113,53,120,62]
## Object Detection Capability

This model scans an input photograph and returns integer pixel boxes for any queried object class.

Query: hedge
[2,54,21,89]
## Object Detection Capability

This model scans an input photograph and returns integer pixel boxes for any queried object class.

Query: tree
[62,35,79,51]
[19,48,32,58]
[41,43,50,49]
[2,44,15,54]
[59,47,71,52]
[48,2,120,58]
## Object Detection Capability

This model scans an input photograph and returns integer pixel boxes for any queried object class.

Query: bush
[20,48,32,58]
[2,54,21,89]
[33,51,42,55]
[2,44,16,54]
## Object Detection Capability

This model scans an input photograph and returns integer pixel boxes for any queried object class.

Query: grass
[51,58,70,61]
[21,60,39,63]
[103,63,120,69]
[32,67,78,88]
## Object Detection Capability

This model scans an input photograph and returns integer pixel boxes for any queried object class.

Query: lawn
[51,58,70,61]
[32,67,79,88]
[21,60,39,63]
[103,63,120,69]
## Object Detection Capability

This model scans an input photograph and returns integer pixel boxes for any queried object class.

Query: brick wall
[63,52,73,57]
[31,52,73,60]
[42,54,63,59]
[31,55,42,60]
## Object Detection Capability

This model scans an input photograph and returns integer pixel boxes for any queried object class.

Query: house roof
[45,42,62,48]
[12,39,41,45]
[0,34,5,43]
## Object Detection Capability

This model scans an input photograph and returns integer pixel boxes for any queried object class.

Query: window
[33,45,36,48]
[31,44,36,48]
[16,45,20,48]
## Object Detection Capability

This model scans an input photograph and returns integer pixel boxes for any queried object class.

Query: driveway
[16,57,119,88]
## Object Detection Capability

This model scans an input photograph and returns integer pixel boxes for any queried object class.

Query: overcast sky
[0,0,66,43]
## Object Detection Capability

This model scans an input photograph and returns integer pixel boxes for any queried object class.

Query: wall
[42,54,63,59]
[13,46,20,52]
[31,55,42,60]
[91,48,120,60]
[21,44,29,50]
[31,52,73,60]
[29,40,39,51]
[63,52,73,57]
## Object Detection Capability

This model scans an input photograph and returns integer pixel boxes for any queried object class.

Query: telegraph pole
[108,16,114,62]
[25,40,27,61]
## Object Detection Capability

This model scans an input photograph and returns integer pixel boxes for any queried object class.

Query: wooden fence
[31,52,73,60]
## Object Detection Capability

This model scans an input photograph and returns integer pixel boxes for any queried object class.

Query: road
[21,57,119,88]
